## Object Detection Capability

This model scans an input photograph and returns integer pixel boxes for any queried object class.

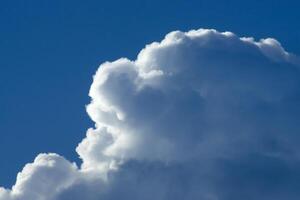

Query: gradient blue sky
[1,0,300,187]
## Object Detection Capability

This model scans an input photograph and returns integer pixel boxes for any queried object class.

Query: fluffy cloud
[0,154,78,200]
[1,29,300,200]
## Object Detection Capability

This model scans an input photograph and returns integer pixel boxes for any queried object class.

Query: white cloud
[1,28,300,200]
[0,154,78,200]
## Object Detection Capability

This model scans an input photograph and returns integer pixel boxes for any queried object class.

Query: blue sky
[1,0,300,194]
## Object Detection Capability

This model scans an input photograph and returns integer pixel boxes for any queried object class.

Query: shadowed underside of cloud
[1,29,300,200]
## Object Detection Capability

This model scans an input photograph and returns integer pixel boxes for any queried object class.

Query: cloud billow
[1,29,300,200]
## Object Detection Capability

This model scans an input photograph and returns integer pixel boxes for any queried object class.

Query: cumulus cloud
[1,28,300,200]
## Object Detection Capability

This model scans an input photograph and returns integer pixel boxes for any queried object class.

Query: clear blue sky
[0,0,299,187]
